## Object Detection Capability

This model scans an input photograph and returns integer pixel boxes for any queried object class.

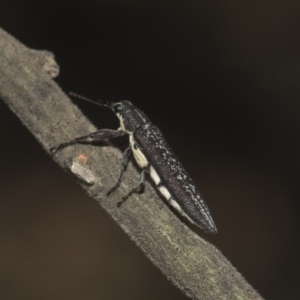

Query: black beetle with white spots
[51,93,217,234]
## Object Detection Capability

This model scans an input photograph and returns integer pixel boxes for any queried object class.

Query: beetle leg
[118,165,150,207]
[50,129,125,153]
[107,146,132,196]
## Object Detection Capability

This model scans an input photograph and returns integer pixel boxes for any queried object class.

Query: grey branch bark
[0,27,264,300]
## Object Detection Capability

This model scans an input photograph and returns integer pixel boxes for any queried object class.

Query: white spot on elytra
[159,185,171,200]
[169,198,181,213]
[150,166,160,185]
[129,135,148,168]
[169,198,195,224]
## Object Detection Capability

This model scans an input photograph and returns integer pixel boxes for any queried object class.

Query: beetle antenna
[69,92,112,107]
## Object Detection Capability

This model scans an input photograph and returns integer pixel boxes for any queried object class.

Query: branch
[0,27,264,300]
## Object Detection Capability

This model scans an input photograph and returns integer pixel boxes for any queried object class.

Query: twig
[0,27,264,300]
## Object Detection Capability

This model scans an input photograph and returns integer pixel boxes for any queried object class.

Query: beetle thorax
[115,101,150,134]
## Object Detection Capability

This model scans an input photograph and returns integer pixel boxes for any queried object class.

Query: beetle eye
[113,103,122,112]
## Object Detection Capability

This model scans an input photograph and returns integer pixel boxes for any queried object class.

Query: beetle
[50,93,217,234]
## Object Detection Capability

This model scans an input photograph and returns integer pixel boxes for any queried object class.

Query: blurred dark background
[0,1,299,299]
